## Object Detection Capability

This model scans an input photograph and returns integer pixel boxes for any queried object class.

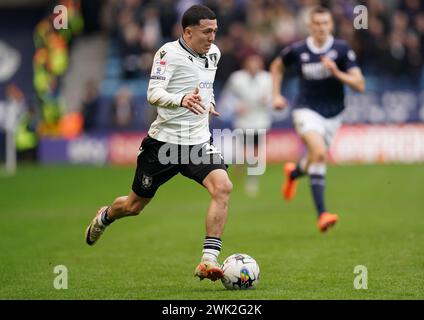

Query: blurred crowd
[100,0,423,87]
[1,0,84,162]
[4,0,423,155]
[33,0,84,137]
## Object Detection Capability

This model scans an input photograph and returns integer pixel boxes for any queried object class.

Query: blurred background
[0,0,423,168]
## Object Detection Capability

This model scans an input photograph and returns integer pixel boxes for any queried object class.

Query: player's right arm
[147,46,206,115]
[270,56,289,110]
[147,47,184,109]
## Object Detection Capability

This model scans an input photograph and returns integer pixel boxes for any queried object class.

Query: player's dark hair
[182,5,216,30]
[310,6,332,17]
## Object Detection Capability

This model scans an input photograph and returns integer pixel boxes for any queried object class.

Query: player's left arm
[321,56,365,93]
[209,46,221,117]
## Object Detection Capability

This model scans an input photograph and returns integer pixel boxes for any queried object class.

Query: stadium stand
[0,0,423,164]
[91,0,424,131]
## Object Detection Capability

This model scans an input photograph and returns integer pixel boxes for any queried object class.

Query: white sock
[202,236,222,262]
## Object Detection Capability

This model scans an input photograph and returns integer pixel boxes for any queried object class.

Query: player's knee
[212,179,233,198]
[224,180,233,194]
[311,151,327,163]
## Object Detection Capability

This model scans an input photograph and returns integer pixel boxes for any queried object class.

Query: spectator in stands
[157,0,178,42]
[208,0,246,36]
[5,85,39,163]
[110,86,135,130]
[404,30,423,87]
[415,13,424,58]
[81,80,100,132]
[120,22,143,79]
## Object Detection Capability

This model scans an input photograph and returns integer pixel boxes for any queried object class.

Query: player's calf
[123,201,144,216]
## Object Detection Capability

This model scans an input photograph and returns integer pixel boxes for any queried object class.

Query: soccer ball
[221,253,260,290]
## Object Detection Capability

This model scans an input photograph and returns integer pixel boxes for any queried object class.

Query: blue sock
[309,174,326,217]
[290,163,306,180]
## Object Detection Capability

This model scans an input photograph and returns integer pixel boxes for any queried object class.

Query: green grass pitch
[0,164,423,299]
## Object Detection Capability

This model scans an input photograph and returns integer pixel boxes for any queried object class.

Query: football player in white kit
[85,5,231,282]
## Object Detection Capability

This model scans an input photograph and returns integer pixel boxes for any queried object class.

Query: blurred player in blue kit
[270,6,365,232]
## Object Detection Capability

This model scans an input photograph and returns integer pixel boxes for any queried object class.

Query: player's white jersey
[225,70,272,131]
[147,37,220,145]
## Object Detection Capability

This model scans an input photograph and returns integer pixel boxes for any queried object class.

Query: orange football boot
[282,162,298,201]
[317,212,339,232]
[194,260,224,282]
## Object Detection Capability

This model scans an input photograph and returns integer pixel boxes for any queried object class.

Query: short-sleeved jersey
[147,37,220,145]
[280,36,358,118]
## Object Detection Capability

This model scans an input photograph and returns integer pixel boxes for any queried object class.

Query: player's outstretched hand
[181,87,207,115]
[273,94,288,110]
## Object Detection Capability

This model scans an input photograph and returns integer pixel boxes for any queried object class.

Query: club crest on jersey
[348,50,357,61]
[208,53,218,67]
[326,49,338,60]
[300,53,310,62]
[142,174,153,189]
